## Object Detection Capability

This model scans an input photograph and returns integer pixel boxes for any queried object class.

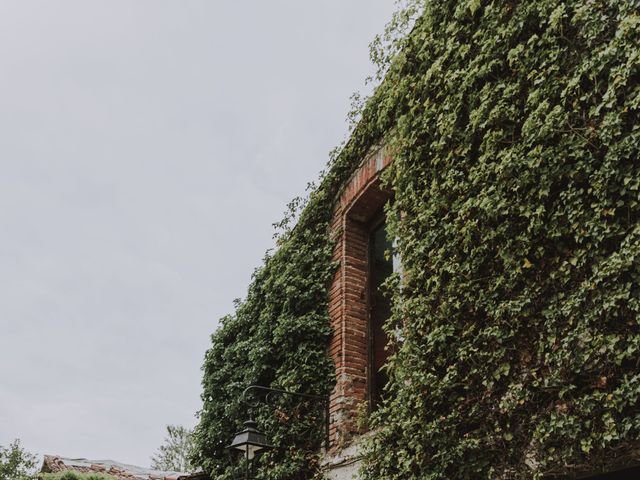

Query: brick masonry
[328,147,392,449]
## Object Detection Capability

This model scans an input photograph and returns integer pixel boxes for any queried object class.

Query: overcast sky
[0,0,396,469]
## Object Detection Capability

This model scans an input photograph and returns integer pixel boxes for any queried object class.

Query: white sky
[0,0,396,469]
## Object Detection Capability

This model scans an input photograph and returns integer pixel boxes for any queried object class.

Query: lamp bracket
[241,385,330,450]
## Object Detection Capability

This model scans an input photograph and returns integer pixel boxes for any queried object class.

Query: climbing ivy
[364,0,640,478]
[194,0,640,479]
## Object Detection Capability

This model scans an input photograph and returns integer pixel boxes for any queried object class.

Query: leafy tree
[0,439,37,480]
[150,425,195,473]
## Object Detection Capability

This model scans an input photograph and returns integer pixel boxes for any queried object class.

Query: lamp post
[227,385,330,479]
[229,417,273,480]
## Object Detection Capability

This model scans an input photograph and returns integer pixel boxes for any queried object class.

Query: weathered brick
[328,147,391,449]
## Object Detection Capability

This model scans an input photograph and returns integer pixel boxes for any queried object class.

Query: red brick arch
[328,147,392,448]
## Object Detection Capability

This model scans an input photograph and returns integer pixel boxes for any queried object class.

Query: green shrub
[41,472,113,480]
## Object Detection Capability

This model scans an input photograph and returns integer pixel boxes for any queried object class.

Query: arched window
[368,214,392,409]
[327,148,393,444]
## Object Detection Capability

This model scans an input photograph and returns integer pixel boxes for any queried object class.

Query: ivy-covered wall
[194,0,640,479]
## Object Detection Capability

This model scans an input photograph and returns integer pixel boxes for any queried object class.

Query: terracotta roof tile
[40,455,205,480]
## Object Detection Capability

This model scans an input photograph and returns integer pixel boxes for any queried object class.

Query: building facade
[194,2,640,479]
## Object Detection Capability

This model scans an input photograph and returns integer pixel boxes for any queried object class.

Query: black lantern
[228,418,273,479]
[229,418,272,460]
[227,418,273,480]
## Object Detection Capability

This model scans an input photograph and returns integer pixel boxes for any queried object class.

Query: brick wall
[328,147,391,448]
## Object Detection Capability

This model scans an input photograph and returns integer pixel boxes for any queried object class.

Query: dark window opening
[369,216,393,410]
[582,467,640,479]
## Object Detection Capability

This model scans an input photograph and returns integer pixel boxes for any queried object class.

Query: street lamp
[227,385,329,479]
[229,418,273,460]
[228,417,273,480]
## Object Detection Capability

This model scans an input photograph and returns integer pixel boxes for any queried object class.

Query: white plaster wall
[323,459,361,480]
[321,440,363,480]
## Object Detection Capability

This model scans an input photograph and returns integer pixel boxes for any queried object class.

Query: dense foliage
[194,0,640,478]
[364,0,640,478]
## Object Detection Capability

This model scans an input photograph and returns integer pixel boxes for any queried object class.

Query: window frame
[366,211,390,411]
